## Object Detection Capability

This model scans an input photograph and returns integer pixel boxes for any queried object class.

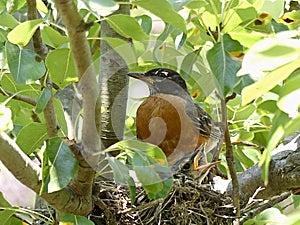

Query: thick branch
[55,0,100,166]
[0,132,93,215]
[226,146,300,205]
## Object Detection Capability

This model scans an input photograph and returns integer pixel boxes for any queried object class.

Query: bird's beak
[127,72,155,84]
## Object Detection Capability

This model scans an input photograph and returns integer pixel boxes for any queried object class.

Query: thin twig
[27,0,58,138]
[119,199,164,214]
[221,98,240,219]
[0,88,37,106]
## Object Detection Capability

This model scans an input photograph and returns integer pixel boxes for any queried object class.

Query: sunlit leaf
[36,0,48,13]
[106,14,149,41]
[16,123,47,155]
[41,25,69,48]
[278,70,300,118]
[0,13,19,29]
[46,48,78,89]
[238,37,300,81]
[60,214,94,225]
[79,0,119,17]
[7,19,43,46]
[133,0,186,33]
[260,0,285,19]
[241,60,300,106]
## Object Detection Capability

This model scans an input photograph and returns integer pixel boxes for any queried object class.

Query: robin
[128,68,222,175]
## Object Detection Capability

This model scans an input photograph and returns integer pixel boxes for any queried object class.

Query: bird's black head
[128,68,189,96]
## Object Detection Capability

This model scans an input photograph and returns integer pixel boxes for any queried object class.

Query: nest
[92,175,235,225]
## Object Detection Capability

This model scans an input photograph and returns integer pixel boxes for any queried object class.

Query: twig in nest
[240,191,291,224]
[119,199,164,214]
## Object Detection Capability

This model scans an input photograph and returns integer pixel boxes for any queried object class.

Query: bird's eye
[181,161,191,171]
[157,71,168,78]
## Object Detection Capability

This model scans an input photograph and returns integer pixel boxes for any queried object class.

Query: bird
[127,68,222,175]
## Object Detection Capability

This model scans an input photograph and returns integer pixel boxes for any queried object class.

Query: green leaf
[260,111,290,183]
[107,157,136,203]
[207,35,241,97]
[7,19,44,46]
[0,192,15,225]
[235,104,256,121]
[241,60,300,106]
[106,140,173,200]
[5,42,46,84]
[60,214,94,225]
[112,140,168,165]
[53,98,68,136]
[255,208,287,224]
[135,15,152,35]
[260,0,284,19]
[80,0,119,17]
[35,87,52,114]
[16,122,47,155]
[0,13,19,29]
[6,0,26,13]
[134,0,186,32]
[133,152,163,194]
[101,37,137,65]
[36,0,48,13]
[46,48,78,89]
[169,0,193,11]
[277,70,300,118]
[41,137,78,194]
[229,32,264,49]
[239,37,300,81]
[180,49,200,80]
[106,14,149,41]
[40,25,69,48]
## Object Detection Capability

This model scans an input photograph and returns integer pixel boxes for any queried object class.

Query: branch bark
[226,136,300,206]
[54,0,100,168]
[27,0,58,138]
[221,98,240,217]
[0,132,93,215]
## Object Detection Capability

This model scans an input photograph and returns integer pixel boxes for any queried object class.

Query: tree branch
[54,0,100,167]
[0,132,93,215]
[27,0,58,138]
[221,98,240,217]
[0,88,37,106]
[227,147,300,203]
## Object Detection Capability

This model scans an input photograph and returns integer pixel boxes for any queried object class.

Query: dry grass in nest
[92,175,235,225]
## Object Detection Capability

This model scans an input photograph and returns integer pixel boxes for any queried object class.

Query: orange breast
[136,94,209,165]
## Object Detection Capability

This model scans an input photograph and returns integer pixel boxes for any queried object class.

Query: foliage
[0,0,300,224]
